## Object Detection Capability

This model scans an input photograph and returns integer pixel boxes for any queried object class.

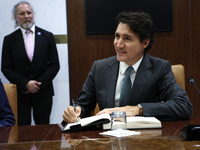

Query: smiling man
[1,1,60,126]
[63,11,192,123]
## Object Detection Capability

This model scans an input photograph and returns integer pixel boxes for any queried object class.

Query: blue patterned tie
[119,66,134,106]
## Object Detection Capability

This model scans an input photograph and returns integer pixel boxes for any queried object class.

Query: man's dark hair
[116,11,155,53]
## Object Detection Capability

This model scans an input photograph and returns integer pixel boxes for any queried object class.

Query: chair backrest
[3,83,17,125]
[171,64,185,90]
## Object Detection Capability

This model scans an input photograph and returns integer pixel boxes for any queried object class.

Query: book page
[103,116,161,130]
[63,113,111,131]
[126,116,161,129]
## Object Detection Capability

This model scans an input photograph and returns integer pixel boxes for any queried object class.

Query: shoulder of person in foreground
[0,80,15,127]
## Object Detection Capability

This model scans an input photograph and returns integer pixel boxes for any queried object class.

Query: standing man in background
[1,1,60,125]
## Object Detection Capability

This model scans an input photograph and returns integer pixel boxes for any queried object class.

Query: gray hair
[12,1,35,27]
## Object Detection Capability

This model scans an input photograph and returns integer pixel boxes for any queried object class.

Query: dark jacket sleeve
[0,79,15,127]
[141,61,193,121]
[34,30,60,90]
[75,61,98,118]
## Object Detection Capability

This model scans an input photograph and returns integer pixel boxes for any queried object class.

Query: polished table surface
[0,117,200,150]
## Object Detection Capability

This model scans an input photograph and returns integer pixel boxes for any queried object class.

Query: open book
[62,113,162,131]
[62,113,110,131]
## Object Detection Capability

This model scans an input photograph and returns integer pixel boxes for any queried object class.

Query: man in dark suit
[0,79,15,127]
[1,1,60,125]
[63,11,192,123]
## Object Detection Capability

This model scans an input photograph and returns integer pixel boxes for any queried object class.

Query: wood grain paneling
[191,0,200,117]
[67,0,115,99]
[67,0,200,118]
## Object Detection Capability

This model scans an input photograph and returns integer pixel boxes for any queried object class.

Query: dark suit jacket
[1,26,60,98]
[75,54,193,121]
[0,79,15,127]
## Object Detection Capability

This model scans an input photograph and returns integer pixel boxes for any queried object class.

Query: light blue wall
[0,0,70,124]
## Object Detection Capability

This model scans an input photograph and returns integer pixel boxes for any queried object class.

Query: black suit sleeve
[141,62,193,121]
[1,33,30,91]
[35,31,60,90]
[75,61,98,118]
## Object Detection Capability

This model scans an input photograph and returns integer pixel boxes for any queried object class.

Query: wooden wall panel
[67,0,115,99]
[151,0,191,89]
[150,0,194,114]
[191,0,200,117]
[67,0,200,118]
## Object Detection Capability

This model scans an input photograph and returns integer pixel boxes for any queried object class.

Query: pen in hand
[72,99,79,123]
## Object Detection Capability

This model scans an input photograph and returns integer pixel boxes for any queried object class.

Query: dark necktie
[119,66,134,106]
[26,30,34,61]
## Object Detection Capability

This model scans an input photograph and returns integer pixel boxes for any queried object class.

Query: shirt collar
[20,24,35,35]
[119,56,144,75]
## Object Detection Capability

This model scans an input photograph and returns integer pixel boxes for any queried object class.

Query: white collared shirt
[115,56,143,106]
[20,25,35,52]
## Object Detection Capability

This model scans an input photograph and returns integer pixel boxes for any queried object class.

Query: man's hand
[63,106,81,123]
[26,80,41,94]
[96,105,140,117]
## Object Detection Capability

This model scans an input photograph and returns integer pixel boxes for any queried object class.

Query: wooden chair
[3,83,17,125]
[93,64,186,115]
[171,64,185,90]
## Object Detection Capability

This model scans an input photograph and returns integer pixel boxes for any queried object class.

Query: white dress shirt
[20,25,35,54]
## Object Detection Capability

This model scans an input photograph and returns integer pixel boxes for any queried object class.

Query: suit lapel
[15,29,30,62]
[104,55,152,107]
[105,57,119,108]
[129,54,152,105]
[33,26,44,62]
[33,27,40,62]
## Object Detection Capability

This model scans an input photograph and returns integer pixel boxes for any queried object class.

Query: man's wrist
[137,104,143,116]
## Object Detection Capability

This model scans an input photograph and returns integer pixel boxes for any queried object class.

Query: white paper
[99,129,141,137]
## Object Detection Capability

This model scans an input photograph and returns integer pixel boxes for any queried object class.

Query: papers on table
[99,129,141,137]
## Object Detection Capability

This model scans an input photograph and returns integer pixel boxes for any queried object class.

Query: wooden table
[0,118,200,150]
